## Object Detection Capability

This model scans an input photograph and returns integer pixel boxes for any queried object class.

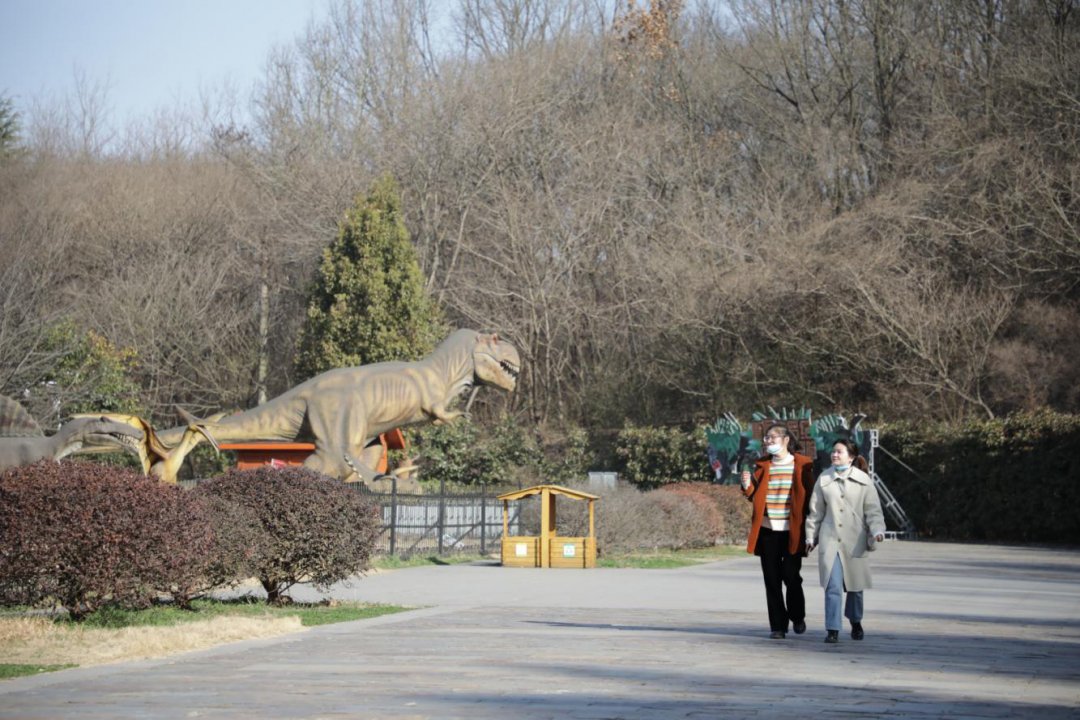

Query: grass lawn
[74,597,407,629]
[1,546,745,680]
[0,663,77,679]
[371,553,495,570]
[371,545,745,569]
[598,544,746,568]
[0,599,408,680]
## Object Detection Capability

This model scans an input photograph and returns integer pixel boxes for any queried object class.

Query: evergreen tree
[294,175,445,380]
[0,94,20,161]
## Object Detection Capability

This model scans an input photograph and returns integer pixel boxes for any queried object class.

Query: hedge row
[610,412,1080,544]
[0,462,380,619]
[875,410,1080,544]
[531,482,751,553]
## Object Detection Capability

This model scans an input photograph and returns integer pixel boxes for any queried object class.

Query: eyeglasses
[763,434,784,442]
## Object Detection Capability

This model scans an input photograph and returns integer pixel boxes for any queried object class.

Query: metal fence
[354,479,522,557]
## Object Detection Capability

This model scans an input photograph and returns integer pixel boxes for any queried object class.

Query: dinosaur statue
[72,409,220,484]
[808,412,868,472]
[0,395,145,471]
[704,412,761,484]
[156,329,521,483]
[706,407,872,482]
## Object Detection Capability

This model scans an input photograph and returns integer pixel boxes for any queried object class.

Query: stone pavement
[1,541,1078,719]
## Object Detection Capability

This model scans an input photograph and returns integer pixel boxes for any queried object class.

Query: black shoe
[793,620,806,635]
[825,630,839,644]
[851,622,864,640]
[769,630,787,639]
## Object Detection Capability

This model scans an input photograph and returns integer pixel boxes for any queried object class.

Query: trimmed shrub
[646,491,716,550]
[571,484,715,554]
[656,483,752,545]
[674,483,751,545]
[513,480,740,554]
[194,466,381,604]
[590,485,657,553]
[707,484,753,545]
[657,483,726,544]
[172,493,266,608]
[0,461,212,620]
[614,424,712,489]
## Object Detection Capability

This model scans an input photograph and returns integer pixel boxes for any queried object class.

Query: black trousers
[757,527,805,632]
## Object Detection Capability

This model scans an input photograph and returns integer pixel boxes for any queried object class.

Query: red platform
[220,429,406,474]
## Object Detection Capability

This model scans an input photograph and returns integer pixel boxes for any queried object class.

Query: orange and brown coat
[742,453,816,556]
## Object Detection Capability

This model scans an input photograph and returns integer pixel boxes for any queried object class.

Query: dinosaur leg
[341,442,386,484]
[302,438,385,484]
[302,408,378,481]
[303,447,354,480]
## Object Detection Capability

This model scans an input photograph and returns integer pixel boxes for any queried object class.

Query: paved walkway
[1,541,1078,719]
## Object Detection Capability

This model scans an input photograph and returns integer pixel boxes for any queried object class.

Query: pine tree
[0,94,21,161]
[294,175,445,380]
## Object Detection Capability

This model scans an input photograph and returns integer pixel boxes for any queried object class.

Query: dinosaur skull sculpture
[473,333,521,392]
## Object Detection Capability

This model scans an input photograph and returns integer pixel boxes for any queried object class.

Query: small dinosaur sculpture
[157,329,521,483]
[0,395,145,471]
[72,409,220,484]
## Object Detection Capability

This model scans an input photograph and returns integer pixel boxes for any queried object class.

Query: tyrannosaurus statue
[158,329,521,483]
[0,395,145,471]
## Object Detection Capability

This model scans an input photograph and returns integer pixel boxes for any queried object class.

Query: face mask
[766,443,783,456]
[833,464,850,473]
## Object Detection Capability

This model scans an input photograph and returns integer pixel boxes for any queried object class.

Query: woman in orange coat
[740,424,816,639]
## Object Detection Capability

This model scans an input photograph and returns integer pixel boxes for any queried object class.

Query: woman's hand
[740,470,751,488]
[805,541,815,553]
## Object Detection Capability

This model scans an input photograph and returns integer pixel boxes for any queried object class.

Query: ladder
[867,429,917,539]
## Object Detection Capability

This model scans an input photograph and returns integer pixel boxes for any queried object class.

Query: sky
[0,0,331,126]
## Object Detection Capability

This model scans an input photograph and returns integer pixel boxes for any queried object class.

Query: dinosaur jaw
[474,341,521,392]
[71,417,145,452]
[55,419,145,462]
[82,428,146,457]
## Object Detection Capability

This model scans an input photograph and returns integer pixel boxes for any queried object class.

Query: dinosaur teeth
[500,361,519,379]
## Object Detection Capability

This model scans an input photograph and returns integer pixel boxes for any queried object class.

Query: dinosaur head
[56,416,145,461]
[473,333,521,392]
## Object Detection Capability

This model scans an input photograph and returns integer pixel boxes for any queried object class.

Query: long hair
[765,423,801,453]
[834,438,869,472]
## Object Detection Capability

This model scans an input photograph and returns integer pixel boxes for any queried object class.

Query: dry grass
[0,614,305,668]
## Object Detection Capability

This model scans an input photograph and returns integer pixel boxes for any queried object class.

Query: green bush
[0,461,212,620]
[537,424,595,486]
[411,419,596,489]
[194,466,381,604]
[413,415,543,487]
[614,424,712,489]
[877,410,1080,543]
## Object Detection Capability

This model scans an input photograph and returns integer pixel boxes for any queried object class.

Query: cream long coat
[804,466,887,592]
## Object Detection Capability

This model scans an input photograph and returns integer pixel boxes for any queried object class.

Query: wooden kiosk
[497,484,599,569]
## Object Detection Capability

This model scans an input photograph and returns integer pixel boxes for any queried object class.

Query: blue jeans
[825,552,863,631]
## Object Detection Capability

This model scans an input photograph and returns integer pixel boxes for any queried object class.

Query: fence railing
[354,478,521,557]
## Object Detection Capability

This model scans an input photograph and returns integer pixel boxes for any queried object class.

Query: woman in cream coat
[805,438,887,644]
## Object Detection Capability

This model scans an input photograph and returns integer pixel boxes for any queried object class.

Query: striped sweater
[763,456,795,531]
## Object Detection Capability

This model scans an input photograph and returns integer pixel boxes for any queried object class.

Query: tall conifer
[294,175,444,380]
